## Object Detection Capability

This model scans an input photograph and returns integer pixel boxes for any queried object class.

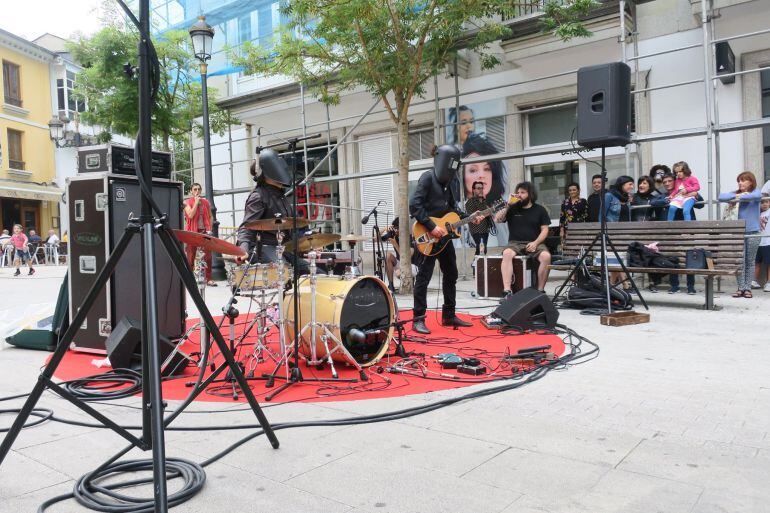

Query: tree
[235,0,598,293]
[68,26,236,151]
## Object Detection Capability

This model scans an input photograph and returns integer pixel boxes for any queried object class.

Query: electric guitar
[412,199,507,257]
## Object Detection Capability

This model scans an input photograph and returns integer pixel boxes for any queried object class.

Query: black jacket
[409,171,463,231]
[587,191,602,222]
[631,192,657,221]
[237,183,295,251]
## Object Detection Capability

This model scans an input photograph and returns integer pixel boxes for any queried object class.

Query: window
[526,104,577,147]
[8,129,24,170]
[3,60,21,107]
[762,68,770,183]
[529,160,579,219]
[408,127,435,161]
[56,71,85,117]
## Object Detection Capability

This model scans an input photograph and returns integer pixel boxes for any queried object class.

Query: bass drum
[283,275,394,367]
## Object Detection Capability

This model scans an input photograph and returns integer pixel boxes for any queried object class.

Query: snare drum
[230,262,291,291]
[283,275,394,367]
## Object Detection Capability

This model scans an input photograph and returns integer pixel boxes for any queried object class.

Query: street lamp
[48,116,84,148]
[188,15,225,280]
[48,117,65,143]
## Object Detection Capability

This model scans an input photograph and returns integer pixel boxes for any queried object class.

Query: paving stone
[0,450,70,499]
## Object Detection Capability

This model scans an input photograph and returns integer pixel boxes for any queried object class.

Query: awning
[0,181,64,202]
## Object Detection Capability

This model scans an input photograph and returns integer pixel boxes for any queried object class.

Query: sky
[5,0,105,41]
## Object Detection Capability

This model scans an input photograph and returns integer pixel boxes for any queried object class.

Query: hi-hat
[285,233,341,253]
[340,234,371,243]
[173,230,246,256]
[245,217,310,231]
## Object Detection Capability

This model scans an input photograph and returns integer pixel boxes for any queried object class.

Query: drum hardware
[244,216,310,231]
[284,232,341,254]
[194,246,209,366]
[340,235,369,276]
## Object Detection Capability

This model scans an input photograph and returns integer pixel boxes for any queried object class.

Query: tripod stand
[552,147,648,313]
[0,3,277,511]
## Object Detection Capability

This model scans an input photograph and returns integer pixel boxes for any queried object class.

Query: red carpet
[50,310,564,404]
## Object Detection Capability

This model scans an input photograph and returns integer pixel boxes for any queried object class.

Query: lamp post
[189,15,224,280]
[48,116,84,148]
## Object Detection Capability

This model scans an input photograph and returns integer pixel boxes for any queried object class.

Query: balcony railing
[503,0,568,21]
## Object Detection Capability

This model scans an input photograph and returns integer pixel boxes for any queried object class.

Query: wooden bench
[550,220,746,310]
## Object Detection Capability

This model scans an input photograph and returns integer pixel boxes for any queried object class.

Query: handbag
[685,248,711,269]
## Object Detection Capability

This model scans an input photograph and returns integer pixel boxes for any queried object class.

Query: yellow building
[0,28,61,236]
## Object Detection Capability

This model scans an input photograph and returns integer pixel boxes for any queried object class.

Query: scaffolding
[172,0,770,242]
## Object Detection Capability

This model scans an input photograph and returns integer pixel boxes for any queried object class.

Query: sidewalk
[0,265,768,512]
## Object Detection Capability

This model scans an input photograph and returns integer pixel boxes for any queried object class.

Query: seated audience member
[603,176,634,223]
[586,174,604,222]
[45,230,60,263]
[650,164,671,193]
[0,229,10,246]
[559,182,588,240]
[667,161,700,221]
[28,230,42,244]
[382,217,421,293]
[719,171,763,298]
[494,182,552,297]
[752,197,770,291]
[632,176,658,222]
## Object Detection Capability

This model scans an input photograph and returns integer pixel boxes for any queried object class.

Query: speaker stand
[552,147,648,313]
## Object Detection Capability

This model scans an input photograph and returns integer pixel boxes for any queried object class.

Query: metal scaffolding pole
[300,81,312,218]
[700,0,715,220]
[620,0,632,180]
[709,2,721,222]
[631,0,642,180]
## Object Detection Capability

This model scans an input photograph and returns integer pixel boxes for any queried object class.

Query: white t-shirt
[760,209,770,247]
[47,234,59,245]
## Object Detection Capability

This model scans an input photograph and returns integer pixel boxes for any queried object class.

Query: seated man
[494,182,552,299]
[382,217,420,293]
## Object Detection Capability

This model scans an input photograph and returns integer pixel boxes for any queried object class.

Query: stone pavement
[0,264,768,512]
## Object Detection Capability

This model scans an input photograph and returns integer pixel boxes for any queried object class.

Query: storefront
[0,182,63,235]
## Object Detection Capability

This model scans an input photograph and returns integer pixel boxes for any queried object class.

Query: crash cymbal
[340,234,371,242]
[285,233,341,253]
[244,217,310,231]
[173,230,246,257]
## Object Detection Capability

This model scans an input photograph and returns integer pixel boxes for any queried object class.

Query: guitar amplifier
[475,255,538,299]
[78,144,172,180]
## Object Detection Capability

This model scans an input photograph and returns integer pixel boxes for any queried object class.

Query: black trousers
[413,242,458,319]
[471,232,489,256]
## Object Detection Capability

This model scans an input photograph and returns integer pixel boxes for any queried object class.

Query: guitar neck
[449,203,500,230]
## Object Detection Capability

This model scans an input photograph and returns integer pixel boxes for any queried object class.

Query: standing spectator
[10,224,34,276]
[752,197,770,291]
[586,174,604,222]
[719,171,763,298]
[559,182,588,240]
[603,175,634,223]
[667,161,700,221]
[183,182,215,286]
[465,181,493,256]
[631,176,658,222]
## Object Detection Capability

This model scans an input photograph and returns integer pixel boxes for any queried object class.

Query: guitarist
[409,145,479,334]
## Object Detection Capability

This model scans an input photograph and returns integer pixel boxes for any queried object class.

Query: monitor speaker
[493,289,559,330]
[105,317,189,376]
[577,62,631,149]
[715,41,735,84]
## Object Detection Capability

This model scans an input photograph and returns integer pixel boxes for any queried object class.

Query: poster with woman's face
[446,99,509,246]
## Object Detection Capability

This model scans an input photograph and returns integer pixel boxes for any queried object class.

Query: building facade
[148,0,769,252]
[0,29,62,236]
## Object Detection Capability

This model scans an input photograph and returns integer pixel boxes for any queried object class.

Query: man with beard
[586,174,605,222]
[236,149,308,274]
[410,145,479,334]
[494,182,552,297]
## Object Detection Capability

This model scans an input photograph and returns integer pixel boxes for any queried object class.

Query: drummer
[236,151,309,274]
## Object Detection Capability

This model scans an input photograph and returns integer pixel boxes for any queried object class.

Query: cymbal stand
[349,240,362,276]
[195,246,209,367]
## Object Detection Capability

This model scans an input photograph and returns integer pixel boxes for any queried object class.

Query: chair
[44,243,59,265]
[58,242,68,265]
[0,245,12,267]
[28,243,42,265]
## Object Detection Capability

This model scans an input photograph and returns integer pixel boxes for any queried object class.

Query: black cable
[0,408,53,432]
[60,369,143,402]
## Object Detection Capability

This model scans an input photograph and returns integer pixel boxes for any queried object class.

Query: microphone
[347,328,366,345]
[347,328,386,345]
[361,201,385,225]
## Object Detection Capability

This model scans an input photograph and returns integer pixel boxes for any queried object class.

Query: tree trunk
[396,114,414,294]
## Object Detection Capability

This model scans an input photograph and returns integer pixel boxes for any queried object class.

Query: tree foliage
[68,26,236,150]
[234,0,598,292]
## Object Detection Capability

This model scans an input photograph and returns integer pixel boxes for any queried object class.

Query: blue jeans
[667,197,695,221]
[669,274,695,292]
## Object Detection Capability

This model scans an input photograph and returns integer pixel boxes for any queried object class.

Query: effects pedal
[457,364,487,376]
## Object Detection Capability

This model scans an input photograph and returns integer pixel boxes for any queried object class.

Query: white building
[158,0,768,253]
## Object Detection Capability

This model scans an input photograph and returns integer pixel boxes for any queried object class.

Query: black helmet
[433,145,461,185]
[258,149,292,187]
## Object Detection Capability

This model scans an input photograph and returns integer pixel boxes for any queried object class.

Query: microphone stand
[371,209,386,281]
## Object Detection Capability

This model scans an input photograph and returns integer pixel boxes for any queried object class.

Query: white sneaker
[751,280,761,289]
[764,283,770,292]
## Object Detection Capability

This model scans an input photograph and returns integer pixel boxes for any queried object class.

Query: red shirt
[183,197,212,232]
[10,232,28,250]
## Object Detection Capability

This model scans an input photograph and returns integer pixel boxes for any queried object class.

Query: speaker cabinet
[493,289,559,330]
[577,62,631,149]
[106,317,189,376]
[67,173,185,353]
[715,41,736,85]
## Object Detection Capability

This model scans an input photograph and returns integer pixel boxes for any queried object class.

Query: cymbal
[244,217,310,231]
[340,234,371,242]
[285,233,341,253]
[173,230,246,257]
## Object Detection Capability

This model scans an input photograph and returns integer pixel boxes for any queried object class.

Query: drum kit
[173,215,400,400]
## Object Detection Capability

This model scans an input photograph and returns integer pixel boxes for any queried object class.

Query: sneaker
[687,289,696,295]
[13,269,20,277]
[668,287,679,294]
[648,284,659,293]
[751,280,761,289]
[764,283,770,293]
[28,268,35,276]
